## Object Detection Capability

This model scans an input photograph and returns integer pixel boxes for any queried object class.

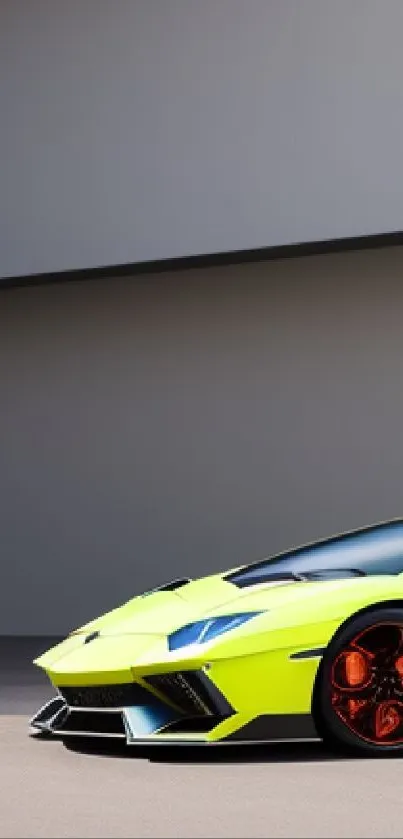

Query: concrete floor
[2,638,403,838]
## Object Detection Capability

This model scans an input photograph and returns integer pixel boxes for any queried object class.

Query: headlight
[168,611,263,651]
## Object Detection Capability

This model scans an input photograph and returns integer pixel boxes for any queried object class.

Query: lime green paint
[34,569,403,741]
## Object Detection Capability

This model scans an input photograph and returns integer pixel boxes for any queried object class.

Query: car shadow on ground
[53,734,355,764]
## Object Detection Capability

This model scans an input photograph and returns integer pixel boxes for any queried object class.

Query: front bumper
[30,668,318,745]
[30,669,235,744]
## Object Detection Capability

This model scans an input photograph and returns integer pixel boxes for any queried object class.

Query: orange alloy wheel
[330,623,403,745]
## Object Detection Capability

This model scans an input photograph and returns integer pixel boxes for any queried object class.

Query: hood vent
[143,578,191,596]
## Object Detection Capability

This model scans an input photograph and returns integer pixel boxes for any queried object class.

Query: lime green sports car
[31,519,403,755]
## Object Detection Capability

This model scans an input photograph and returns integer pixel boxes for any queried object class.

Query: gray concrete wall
[2,0,403,278]
[1,246,403,634]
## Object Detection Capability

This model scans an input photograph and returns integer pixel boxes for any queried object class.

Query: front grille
[60,671,233,720]
[145,670,229,717]
[60,682,151,709]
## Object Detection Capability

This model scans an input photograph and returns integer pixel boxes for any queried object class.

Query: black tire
[314,607,403,756]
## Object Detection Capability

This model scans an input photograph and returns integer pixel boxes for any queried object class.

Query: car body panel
[30,520,403,745]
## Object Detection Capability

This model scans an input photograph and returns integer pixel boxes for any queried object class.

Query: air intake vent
[145,670,233,717]
[144,578,191,595]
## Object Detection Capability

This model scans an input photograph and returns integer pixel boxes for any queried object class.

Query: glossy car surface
[31,519,403,754]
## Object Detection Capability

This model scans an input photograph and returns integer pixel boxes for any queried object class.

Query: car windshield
[225,522,403,587]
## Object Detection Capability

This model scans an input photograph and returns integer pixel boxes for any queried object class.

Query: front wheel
[314,608,403,756]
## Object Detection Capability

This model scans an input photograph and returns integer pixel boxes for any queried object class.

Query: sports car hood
[34,571,398,681]
[44,569,387,641]
[66,574,309,636]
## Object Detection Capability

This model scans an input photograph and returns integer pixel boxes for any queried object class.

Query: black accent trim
[56,709,126,736]
[84,630,100,644]
[161,714,226,735]
[50,704,70,730]
[59,682,153,708]
[225,713,318,742]
[290,647,326,660]
[2,230,403,289]
[30,696,66,726]
[144,578,191,595]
